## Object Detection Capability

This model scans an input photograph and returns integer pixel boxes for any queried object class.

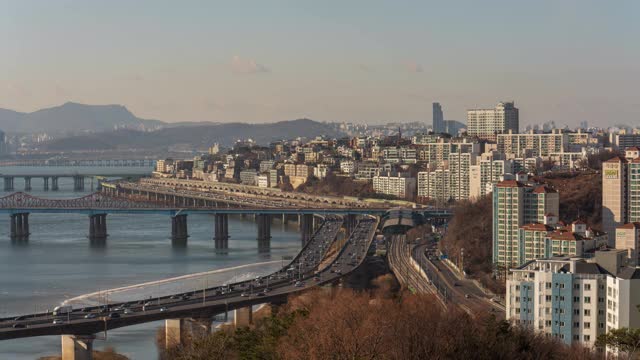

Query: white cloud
[230,55,270,74]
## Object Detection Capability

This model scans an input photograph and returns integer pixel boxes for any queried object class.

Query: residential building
[314,164,329,179]
[340,160,356,175]
[239,170,258,186]
[256,174,269,188]
[417,168,450,203]
[610,130,640,150]
[507,252,640,352]
[470,152,513,200]
[493,179,559,268]
[268,168,282,188]
[259,160,275,173]
[602,149,640,243]
[615,223,640,266]
[506,256,609,347]
[518,219,608,265]
[372,173,416,200]
[448,152,476,201]
[416,138,479,167]
[497,129,568,157]
[467,101,519,142]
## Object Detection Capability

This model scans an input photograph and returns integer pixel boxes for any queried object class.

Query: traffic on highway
[0,215,379,340]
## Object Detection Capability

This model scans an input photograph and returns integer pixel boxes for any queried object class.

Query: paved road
[0,216,379,340]
[412,243,505,318]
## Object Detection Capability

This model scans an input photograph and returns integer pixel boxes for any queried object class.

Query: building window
[574,322,580,328]
[584,322,591,329]
[584,284,591,291]
[584,309,591,316]
[573,296,580,303]
[584,297,591,304]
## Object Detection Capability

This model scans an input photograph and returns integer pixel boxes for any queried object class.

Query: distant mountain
[0,102,164,133]
[42,119,346,150]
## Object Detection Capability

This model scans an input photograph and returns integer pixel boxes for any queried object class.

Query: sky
[0,0,638,127]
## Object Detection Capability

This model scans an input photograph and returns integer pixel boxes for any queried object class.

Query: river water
[0,167,302,359]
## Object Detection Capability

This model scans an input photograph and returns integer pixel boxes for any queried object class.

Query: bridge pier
[234,306,253,328]
[43,177,50,191]
[257,214,271,253]
[301,214,314,245]
[24,177,32,191]
[10,213,30,240]
[171,214,189,241]
[3,176,14,191]
[73,176,85,191]
[165,318,212,349]
[214,213,229,250]
[88,214,108,240]
[346,214,358,234]
[61,334,95,360]
[52,176,59,191]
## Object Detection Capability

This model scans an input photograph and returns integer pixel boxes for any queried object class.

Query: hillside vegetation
[159,287,595,360]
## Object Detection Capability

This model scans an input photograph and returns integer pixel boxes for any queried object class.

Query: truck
[53,305,73,316]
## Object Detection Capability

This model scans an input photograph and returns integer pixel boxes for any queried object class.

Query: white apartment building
[416,138,479,167]
[602,148,640,244]
[508,252,640,352]
[448,152,476,201]
[417,168,450,203]
[506,257,608,348]
[467,101,519,142]
[256,174,269,188]
[313,164,329,179]
[340,160,356,175]
[372,173,416,200]
[470,152,514,199]
[497,129,568,157]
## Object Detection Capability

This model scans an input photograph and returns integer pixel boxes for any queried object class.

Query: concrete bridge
[138,177,374,208]
[0,216,379,360]
[0,159,156,167]
[1,173,150,192]
[0,191,370,249]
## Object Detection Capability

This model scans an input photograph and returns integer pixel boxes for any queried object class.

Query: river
[0,167,302,359]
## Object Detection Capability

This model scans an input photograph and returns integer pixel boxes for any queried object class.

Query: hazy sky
[1,0,638,127]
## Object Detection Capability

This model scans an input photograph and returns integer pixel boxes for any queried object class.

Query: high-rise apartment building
[497,129,568,157]
[493,178,559,268]
[417,168,450,203]
[506,256,609,347]
[507,251,640,352]
[432,102,444,134]
[602,148,640,244]
[467,101,519,142]
[372,173,416,200]
[448,152,475,201]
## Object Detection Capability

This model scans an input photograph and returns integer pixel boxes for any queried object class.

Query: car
[159,307,168,312]
[181,295,191,300]
[144,301,154,306]
[241,292,249,297]
[256,292,265,297]
[14,315,25,321]
[109,312,120,319]
[84,313,97,319]
[124,309,135,315]
[170,295,180,300]
[53,319,64,325]
[263,288,271,293]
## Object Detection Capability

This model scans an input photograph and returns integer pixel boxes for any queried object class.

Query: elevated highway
[0,216,379,343]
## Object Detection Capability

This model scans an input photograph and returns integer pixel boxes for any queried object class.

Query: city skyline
[1,1,638,127]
